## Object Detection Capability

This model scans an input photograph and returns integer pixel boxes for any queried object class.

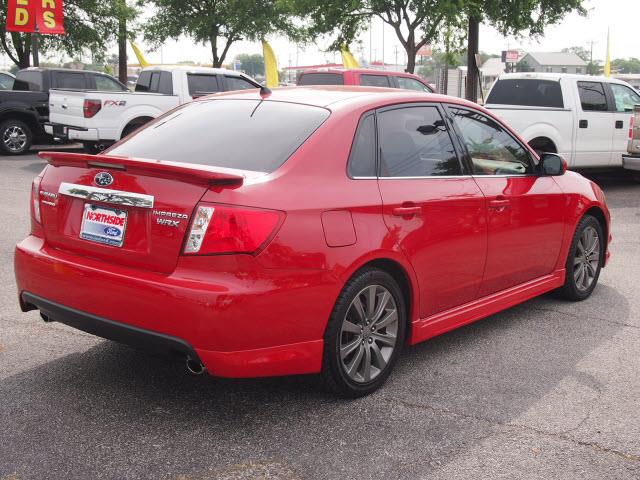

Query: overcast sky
[1,0,636,69]
[136,0,637,68]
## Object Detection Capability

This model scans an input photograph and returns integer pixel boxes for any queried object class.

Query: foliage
[0,0,139,68]
[612,58,640,74]
[144,0,291,67]
[235,53,265,77]
[562,46,590,62]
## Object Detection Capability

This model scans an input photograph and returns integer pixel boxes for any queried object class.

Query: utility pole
[32,29,40,67]
[588,40,595,75]
[394,45,399,67]
[465,17,479,102]
[117,0,127,84]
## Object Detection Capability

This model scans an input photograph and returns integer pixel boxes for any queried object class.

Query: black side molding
[21,292,200,360]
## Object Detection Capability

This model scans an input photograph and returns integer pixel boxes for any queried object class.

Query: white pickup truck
[485,72,640,169]
[45,66,261,152]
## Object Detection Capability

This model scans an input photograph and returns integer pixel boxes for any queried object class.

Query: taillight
[31,175,42,224]
[630,115,635,141]
[83,99,102,118]
[183,204,282,255]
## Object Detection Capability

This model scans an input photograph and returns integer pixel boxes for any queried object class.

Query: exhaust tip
[186,357,206,376]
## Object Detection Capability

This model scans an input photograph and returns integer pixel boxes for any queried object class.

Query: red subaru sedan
[15,86,610,397]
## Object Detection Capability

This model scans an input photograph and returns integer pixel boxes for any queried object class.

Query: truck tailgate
[48,89,90,128]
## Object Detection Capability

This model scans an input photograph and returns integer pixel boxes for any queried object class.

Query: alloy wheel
[573,225,600,292]
[3,125,27,153]
[339,284,398,383]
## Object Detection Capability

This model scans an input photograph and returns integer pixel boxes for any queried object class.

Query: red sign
[501,50,519,63]
[417,45,432,57]
[6,0,65,34]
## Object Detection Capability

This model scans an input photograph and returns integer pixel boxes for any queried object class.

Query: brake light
[630,115,635,141]
[83,99,102,118]
[183,204,282,255]
[31,175,42,224]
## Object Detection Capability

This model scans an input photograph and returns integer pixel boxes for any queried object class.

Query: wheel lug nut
[368,338,373,343]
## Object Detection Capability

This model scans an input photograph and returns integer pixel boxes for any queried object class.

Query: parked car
[0,67,127,155]
[0,71,15,90]
[16,87,611,397]
[622,104,640,171]
[485,72,640,170]
[297,68,434,92]
[45,66,261,153]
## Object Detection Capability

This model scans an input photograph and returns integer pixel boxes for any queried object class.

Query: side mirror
[539,153,567,176]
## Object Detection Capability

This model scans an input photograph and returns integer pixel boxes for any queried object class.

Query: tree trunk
[118,2,127,84]
[465,17,480,102]
[405,45,417,74]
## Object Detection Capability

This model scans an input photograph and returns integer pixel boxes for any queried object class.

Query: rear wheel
[322,268,406,397]
[0,119,32,155]
[557,215,604,301]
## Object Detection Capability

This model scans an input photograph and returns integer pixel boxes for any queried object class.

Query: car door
[608,82,640,166]
[447,105,565,296]
[376,104,487,317]
[574,81,614,167]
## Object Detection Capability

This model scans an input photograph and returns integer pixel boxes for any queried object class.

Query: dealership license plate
[80,204,128,247]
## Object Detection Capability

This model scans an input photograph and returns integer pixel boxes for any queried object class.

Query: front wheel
[557,215,604,301]
[322,268,406,397]
[0,119,33,155]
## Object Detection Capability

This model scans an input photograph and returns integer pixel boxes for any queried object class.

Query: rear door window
[13,71,43,91]
[610,83,640,112]
[377,106,462,177]
[108,99,330,173]
[225,76,257,91]
[578,81,609,111]
[54,72,87,89]
[298,73,344,86]
[348,114,377,177]
[486,79,564,108]
[396,77,432,92]
[187,74,220,96]
[360,74,391,88]
[94,75,126,91]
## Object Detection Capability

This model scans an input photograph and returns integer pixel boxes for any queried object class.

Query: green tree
[287,0,462,74]
[144,0,290,68]
[235,53,265,77]
[612,58,640,74]
[562,46,590,62]
[0,0,138,69]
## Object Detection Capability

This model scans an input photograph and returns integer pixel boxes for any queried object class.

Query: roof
[521,52,587,67]
[481,57,506,77]
[141,65,245,77]
[204,85,474,110]
[496,72,634,87]
[299,67,422,78]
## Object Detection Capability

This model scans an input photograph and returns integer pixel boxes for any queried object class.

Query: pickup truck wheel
[0,119,32,155]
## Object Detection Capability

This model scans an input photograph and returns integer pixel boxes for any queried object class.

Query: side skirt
[409,269,566,345]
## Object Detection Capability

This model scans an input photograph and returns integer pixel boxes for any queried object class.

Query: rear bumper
[622,154,640,171]
[44,122,99,142]
[15,235,336,378]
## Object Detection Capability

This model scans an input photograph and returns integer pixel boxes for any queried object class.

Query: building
[480,57,506,90]
[517,52,587,74]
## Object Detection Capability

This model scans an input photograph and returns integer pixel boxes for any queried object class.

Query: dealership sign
[6,0,65,34]
[501,50,519,63]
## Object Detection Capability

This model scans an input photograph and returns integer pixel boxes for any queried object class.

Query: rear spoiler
[38,152,244,187]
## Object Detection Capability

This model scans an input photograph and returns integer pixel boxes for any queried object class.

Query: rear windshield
[487,79,564,108]
[107,99,330,173]
[298,73,344,86]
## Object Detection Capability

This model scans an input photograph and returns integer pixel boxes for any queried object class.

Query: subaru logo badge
[94,172,114,187]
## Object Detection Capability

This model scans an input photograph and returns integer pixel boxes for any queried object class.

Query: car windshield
[107,99,330,173]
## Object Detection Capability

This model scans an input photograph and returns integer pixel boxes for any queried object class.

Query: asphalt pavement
[1,153,639,479]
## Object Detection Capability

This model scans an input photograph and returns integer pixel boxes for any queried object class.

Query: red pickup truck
[297,68,434,92]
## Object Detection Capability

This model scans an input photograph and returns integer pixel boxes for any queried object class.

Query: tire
[557,215,604,301]
[121,121,147,138]
[0,119,33,155]
[322,268,407,397]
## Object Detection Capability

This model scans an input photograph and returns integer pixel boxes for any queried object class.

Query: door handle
[488,198,510,212]
[579,120,588,128]
[392,206,422,217]
[615,120,624,129]
[61,103,68,109]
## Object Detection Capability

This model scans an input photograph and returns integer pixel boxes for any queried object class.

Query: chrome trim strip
[58,182,154,209]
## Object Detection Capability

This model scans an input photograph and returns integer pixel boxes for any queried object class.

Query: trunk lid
[37,152,251,274]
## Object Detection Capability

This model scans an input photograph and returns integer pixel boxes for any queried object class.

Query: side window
[348,114,376,177]
[378,106,462,177]
[149,72,161,93]
[396,77,431,92]
[225,76,256,91]
[578,81,608,111]
[94,75,125,91]
[360,74,391,88]
[13,71,43,91]
[187,74,220,96]
[135,71,152,92]
[610,83,640,112]
[159,72,173,94]
[55,72,86,89]
[450,107,533,175]
[297,73,344,85]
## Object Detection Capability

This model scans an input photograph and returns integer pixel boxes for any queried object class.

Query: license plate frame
[80,204,128,247]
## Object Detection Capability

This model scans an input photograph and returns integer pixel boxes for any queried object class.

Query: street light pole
[32,28,40,67]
